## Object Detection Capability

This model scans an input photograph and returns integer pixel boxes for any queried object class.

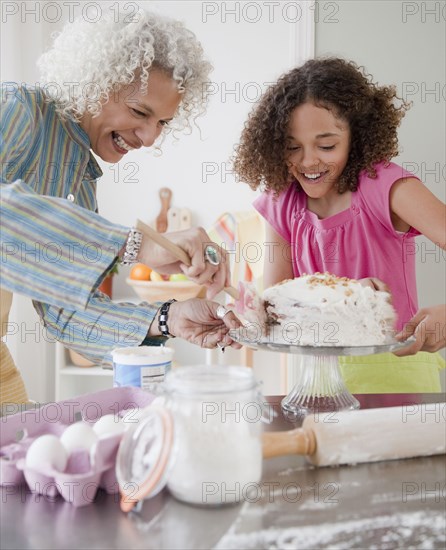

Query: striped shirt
[1,84,162,366]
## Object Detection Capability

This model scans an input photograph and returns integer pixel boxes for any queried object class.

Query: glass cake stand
[229,329,413,416]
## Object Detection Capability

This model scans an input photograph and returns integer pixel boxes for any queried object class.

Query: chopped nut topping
[305,272,353,288]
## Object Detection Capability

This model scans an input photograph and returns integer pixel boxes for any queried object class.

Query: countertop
[1,394,445,550]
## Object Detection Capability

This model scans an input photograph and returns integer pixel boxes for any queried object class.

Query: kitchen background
[2,0,445,400]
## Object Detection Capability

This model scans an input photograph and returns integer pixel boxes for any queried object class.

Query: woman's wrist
[120,227,143,265]
[158,299,177,338]
[147,300,177,338]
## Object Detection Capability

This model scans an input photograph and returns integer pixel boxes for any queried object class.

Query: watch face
[116,406,174,512]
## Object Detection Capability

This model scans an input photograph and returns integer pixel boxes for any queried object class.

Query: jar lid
[116,405,174,512]
[112,346,173,366]
[164,365,257,395]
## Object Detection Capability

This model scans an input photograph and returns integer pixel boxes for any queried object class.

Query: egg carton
[0,387,153,507]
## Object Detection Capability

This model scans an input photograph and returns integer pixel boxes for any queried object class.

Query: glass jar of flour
[116,365,270,511]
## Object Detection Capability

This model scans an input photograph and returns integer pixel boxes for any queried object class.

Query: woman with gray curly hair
[0,10,241,405]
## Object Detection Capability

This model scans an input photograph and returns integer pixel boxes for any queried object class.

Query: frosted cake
[236,273,396,347]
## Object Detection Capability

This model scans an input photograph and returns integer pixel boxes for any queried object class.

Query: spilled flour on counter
[277,466,315,477]
[214,510,445,549]
[371,490,445,505]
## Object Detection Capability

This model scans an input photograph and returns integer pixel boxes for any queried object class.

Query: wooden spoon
[155,187,172,233]
[136,219,239,300]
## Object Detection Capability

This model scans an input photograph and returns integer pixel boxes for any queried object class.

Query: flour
[167,409,262,506]
[278,466,315,477]
[298,499,338,511]
[214,511,445,549]
[371,491,445,504]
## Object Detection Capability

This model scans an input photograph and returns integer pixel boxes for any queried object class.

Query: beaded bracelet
[158,299,177,338]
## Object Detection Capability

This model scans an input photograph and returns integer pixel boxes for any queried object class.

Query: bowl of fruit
[126,264,206,302]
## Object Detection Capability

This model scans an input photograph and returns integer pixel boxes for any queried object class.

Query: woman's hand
[138,227,230,299]
[149,299,243,349]
[393,305,446,356]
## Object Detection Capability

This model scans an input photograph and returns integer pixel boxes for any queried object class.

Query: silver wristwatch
[121,227,143,265]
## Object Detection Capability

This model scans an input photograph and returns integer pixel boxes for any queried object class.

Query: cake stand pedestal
[230,330,412,415]
[281,353,359,416]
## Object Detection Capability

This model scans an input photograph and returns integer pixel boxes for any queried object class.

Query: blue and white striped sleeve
[0,83,34,180]
[1,179,129,311]
[34,296,163,368]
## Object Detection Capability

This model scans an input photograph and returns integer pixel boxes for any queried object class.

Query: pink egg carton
[0,387,154,507]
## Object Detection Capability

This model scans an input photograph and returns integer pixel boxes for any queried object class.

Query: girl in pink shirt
[233,58,445,393]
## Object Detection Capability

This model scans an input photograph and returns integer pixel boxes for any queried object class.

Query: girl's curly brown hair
[232,57,410,194]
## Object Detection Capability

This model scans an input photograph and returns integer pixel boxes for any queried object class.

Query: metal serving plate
[229,329,415,357]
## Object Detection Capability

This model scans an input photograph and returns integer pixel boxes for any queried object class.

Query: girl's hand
[358,278,390,292]
[149,299,243,349]
[394,305,446,356]
[138,227,230,299]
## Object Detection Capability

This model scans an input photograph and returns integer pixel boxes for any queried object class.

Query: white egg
[60,422,98,454]
[26,434,68,472]
[93,414,125,437]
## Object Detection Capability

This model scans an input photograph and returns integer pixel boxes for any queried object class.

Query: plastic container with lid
[116,365,272,511]
[112,346,173,391]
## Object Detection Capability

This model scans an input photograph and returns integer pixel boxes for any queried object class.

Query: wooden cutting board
[167,207,192,232]
[155,187,172,233]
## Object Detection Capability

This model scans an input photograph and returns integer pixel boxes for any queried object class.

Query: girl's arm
[389,178,446,249]
[263,223,294,289]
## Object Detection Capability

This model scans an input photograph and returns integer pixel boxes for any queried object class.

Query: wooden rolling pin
[263,404,446,466]
[136,219,239,300]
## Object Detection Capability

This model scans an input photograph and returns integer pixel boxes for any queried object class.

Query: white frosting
[262,273,396,346]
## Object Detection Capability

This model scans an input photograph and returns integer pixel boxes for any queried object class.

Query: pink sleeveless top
[254,162,421,330]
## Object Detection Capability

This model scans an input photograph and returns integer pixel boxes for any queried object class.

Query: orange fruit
[130,263,152,281]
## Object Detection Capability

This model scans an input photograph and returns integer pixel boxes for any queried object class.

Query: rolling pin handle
[262,428,316,459]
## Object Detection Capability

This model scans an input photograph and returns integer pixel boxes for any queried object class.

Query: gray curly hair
[37,9,212,134]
